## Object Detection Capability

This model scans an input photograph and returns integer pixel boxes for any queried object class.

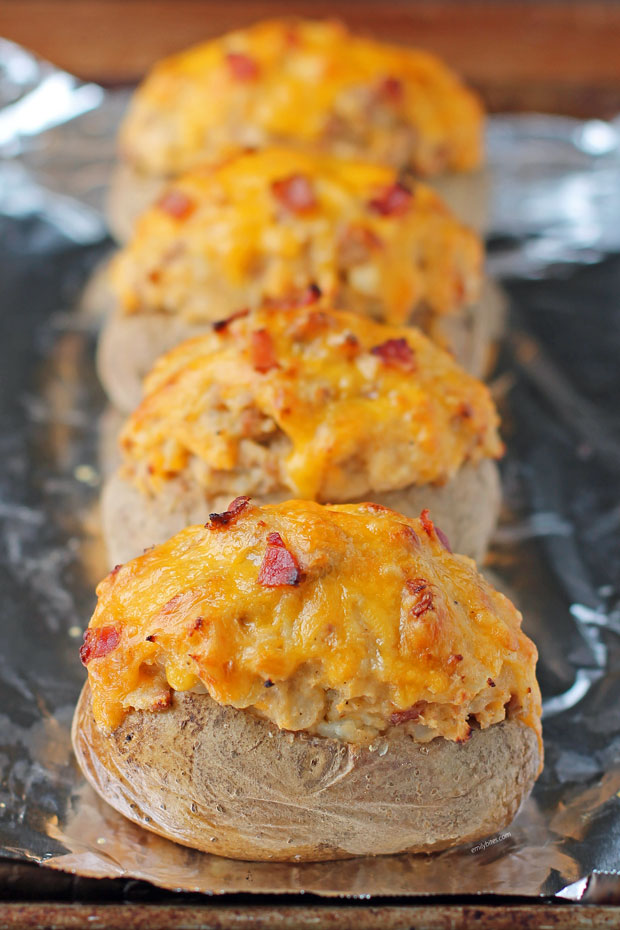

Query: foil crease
[0,38,619,899]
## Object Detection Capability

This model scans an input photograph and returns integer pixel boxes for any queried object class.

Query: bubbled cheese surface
[121,18,483,178]
[83,500,541,752]
[120,305,503,502]
[110,148,482,327]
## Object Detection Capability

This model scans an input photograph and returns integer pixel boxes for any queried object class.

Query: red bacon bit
[264,283,322,311]
[340,332,361,360]
[250,329,279,373]
[80,625,120,666]
[208,496,250,528]
[419,510,451,551]
[406,578,434,618]
[226,52,260,81]
[420,509,434,537]
[487,677,496,688]
[157,190,196,220]
[377,75,404,103]
[447,653,463,670]
[257,532,302,587]
[420,510,452,552]
[271,174,317,214]
[296,282,322,305]
[212,308,249,333]
[454,401,474,421]
[370,338,416,372]
[390,701,427,726]
[368,182,413,217]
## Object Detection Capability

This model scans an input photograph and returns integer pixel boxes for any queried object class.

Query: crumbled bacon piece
[418,509,451,552]
[212,308,249,333]
[208,496,250,528]
[447,653,463,670]
[487,677,496,688]
[257,532,302,587]
[264,283,322,311]
[420,509,434,537]
[157,190,196,220]
[80,625,120,666]
[370,338,416,371]
[377,75,404,103]
[455,401,473,420]
[340,332,361,360]
[368,182,413,217]
[226,52,260,81]
[250,329,279,373]
[390,701,426,725]
[296,283,322,305]
[406,578,434,618]
[271,174,316,214]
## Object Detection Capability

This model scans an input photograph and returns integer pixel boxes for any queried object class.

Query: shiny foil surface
[0,39,619,899]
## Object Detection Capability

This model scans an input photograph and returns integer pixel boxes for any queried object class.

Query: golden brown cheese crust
[109,148,482,331]
[120,305,503,502]
[82,500,541,753]
[120,19,483,179]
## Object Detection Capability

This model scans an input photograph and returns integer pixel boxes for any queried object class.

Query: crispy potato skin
[96,280,505,414]
[72,683,539,861]
[101,459,500,568]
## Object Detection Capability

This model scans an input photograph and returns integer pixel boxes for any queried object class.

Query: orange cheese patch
[120,19,483,178]
[120,305,503,502]
[83,500,541,753]
[110,148,482,329]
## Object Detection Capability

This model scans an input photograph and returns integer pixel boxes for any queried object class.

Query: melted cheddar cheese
[121,19,483,178]
[83,500,541,752]
[120,305,502,502]
[111,148,482,328]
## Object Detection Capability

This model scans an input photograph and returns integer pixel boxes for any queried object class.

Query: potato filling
[119,305,502,503]
[110,148,482,331]
[121,19,483,178]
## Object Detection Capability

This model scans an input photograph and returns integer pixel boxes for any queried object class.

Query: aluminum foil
[0,38,619,900]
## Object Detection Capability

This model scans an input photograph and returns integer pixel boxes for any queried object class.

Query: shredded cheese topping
[120,18,483,178]
[111,148,482,328]
[120,305,503,502]
[83,500,541,749]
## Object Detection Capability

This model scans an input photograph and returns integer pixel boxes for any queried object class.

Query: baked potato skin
[101,458,500,567]
[72,683,539,861]
[96,280,504,415]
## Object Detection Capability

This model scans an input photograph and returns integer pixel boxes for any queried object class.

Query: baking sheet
[1,38,620,898]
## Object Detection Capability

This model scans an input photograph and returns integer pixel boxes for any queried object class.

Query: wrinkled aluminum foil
[0,37,619,900]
